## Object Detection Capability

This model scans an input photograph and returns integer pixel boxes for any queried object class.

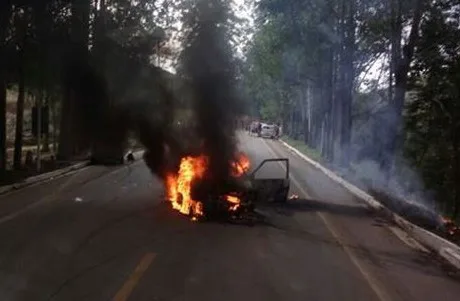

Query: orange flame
[231,153,250,177]
[442,216,454,224]
[441,216,460,237]
[225,195,241,211]
[165,155,207,217]
[165,153,250,219]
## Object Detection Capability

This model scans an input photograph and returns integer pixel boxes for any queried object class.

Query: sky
[228,0,383,91]
[157,0,382,90]
[156,0,255,73]
[233,0,255,56]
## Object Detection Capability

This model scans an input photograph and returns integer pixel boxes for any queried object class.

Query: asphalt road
[0,133,459,301]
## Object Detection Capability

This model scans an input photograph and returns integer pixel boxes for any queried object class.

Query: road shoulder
[277,137,460,271]
[251,135,460,301]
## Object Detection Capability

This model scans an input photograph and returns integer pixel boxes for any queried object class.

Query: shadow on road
[261,198,376,219]
[255,200,460,281]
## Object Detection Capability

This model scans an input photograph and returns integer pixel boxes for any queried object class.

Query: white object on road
[74,197,83,202]
[260,124,276,138]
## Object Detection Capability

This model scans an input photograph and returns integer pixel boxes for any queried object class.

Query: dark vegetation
[0,0,181,181]
[243,0,460,222]
[0,0,249,209]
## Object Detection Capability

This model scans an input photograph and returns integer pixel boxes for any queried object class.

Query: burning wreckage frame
[164,157,290,223]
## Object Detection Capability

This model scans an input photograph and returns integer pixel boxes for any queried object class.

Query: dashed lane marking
[112,252,156,301]
[260,137,392,301]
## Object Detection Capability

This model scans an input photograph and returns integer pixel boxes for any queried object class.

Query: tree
[13,5,30,169]
[58,0,91,160]
[247,0,359,163]
[384,0,426,176]
[0,0,183,173]
[0,1,13,172]
[405,0,460,218]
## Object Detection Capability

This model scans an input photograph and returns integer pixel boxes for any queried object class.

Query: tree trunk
[303,83,310,145]
[331,42,340,163]
[94,0,107,69]
[13,57,25,169]
[389,0,402,104]
[322,46,334,159]
[58,87,73,159]
[452,158,460,220]
[0,78,6,172]
[339,0,356,167]
[333,43,342,163]
[52,97,58,153]
[386,0,424,177]
[0,1,12,171]
[58,0,90,160]
[311,84,322,149]
[42,94,50,152]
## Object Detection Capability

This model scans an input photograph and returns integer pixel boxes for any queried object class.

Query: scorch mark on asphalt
[387,225,429,253]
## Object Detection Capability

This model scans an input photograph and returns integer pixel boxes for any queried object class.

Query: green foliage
[245,0,355,151]
[0,0,187,166]
[405,0,460,217]
[246,0,460,218]
[282,134,323,162]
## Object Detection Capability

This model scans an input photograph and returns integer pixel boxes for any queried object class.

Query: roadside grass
[280,135,323,163]
[282,134,460,242]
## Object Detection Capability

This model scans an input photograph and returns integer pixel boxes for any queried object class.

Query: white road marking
[263,138,435,256]
[259,137,392,301]
[0,162,143,225]
[440,248,460,269]
[387,226,429,253]
[0,175,78,225]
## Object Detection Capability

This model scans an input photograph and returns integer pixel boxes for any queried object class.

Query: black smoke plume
[63,0,243,200]
[178,0,243,197]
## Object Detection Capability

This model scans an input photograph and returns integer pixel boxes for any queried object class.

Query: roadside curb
[127,149,145,160]
[0,149,145,196]
[279,139,460,270]
[0,161,91,196]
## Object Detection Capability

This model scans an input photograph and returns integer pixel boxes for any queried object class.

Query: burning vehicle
[164,153,290,221]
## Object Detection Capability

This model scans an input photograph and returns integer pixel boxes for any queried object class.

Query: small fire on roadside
[442,216,460,238]
[165,153,250,220]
